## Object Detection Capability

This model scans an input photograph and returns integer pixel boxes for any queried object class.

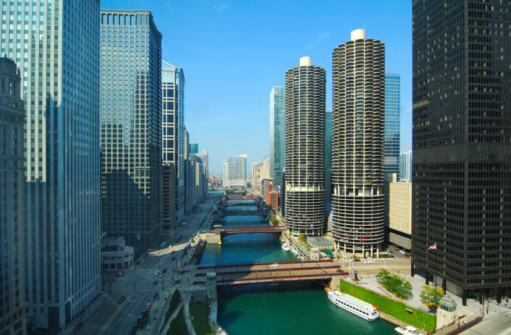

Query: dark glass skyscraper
[384,72,400,177]
[101,10,163,249]
[270,86,285,189]
[412,0,511,304]
[332,29,385,257]
[284,57,326,236]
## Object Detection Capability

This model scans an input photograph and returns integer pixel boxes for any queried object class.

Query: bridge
[215,225,285,236]
[222,209,269,217]
[225,201,258,207]
[226,194,260,201]
[194,260,348,286]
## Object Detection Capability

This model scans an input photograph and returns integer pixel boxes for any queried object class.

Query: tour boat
[395,326,420,335]
[281,242,290,252]
[327,291,379,321]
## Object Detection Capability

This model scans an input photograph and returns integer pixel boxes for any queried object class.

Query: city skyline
[102,0,413,174]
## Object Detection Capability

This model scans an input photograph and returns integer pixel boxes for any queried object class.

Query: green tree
[299,234,307,243]
[420,285,444,304]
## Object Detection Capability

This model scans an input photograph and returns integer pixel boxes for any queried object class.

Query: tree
[299,234,307,243]
[420,285,445,304]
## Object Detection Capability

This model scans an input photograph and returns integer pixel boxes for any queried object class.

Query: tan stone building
[388,173,412,249]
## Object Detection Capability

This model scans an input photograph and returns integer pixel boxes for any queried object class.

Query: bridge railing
[197,259,333,269]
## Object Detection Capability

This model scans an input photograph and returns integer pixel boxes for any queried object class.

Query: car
[270,263,280,267]
[353,258,361,262]
[73,322,84,332]
[336,269,343,273]
[364,260,373,264]
[133,322,139,330]
[153,280,158,285]
[118,296,126,303]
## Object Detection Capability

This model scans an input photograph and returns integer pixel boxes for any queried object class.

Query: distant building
[332,29,385,257]
[284,57,326,236]
[325,110,332,170]
[189,143,199,154]
[384,72,401,177]
[227,155,247,188]
[268,192,280,213]
[387,174,412,250]
[0,57,26,335]
[162,61,185,222]
[399,151,412,181]
[261,178,275,203]
[196,150,209,199]
[270,86,285,189]
[223,162,230,188]
[252,162,263,192]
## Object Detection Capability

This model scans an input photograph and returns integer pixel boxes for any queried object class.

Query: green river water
[200,205,397,335]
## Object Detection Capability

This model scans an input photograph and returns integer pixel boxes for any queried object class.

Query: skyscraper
[332,29,385,257]
[162,61,185,221]
[284,57,326,236]
[399,151,412,181]
[412,0,511,304]
[223,162,230,188]
[1,1,101,330]
[227,155,247,188]
[189,143,199,154]
[270,86,285,189]
[0,58,26,335]
[101,10,163,249]
[384,72,401,177]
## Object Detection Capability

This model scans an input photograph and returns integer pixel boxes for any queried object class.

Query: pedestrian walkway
[461,311,511,335]
[184,299,197,335]
[159,301,184,335]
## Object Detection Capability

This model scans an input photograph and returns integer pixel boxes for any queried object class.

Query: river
[200,204,397,335]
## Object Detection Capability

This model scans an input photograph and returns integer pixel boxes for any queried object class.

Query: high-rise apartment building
[400,151,412,181]
[252,162,262,192]
[0,58,26,335]
[101,10,163,249]
[1,1,102,330]
[284,57,326,236]
[270,86,285,189]
[162,61,185,221]
[227,155,247,188]
[384,72,401,176]
[332,29,385,256]
[412,0,511,304]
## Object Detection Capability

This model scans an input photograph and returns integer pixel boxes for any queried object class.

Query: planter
[427,304,438,311]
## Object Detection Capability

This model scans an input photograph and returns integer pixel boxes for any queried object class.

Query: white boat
[281,242,290,252]
[395,326,420,335]
[327,291,379,321]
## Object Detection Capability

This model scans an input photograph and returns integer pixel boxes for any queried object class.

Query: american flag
[428,243,437,251]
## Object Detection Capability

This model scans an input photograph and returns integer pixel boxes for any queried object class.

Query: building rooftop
[307,237,334,248]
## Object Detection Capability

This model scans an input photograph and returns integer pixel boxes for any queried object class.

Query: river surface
[201,212,396,335]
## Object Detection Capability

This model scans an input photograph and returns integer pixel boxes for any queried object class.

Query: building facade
[196,150,209,199]
[0,58,26,335]
[412,0,511,304]
[332,29,385,256]
[387,174,412,250]
[270,86,285,189]
[223,162,230,188]
[284,57,326,236]
[227,155,247,188]
[0,1,102,330]
[251,162,262,192]
[400,151,412,181]
[189,143,198,154]
[384,72,401,177]
[162,163,175,231]
[101,10,163,249]
[162,61,185,222]
[325,110,333,170]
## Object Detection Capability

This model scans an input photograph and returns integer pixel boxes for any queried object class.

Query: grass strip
[340,280,436,333]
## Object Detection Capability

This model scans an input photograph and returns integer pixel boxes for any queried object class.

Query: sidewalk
[184,299,197,335]
[159,301,184,335]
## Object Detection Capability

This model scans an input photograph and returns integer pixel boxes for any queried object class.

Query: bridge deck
[215,226,285,235]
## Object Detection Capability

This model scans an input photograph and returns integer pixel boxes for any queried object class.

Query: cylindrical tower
[284,57,326,236]
[332,29,385,257]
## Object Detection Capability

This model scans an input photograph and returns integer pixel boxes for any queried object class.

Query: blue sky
[102,0,413,174]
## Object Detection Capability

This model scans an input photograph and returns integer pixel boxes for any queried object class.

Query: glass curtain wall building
[270,86,285,189]
[412,0,511,304]
[227,155,247,188]
[400,151,412,181]
[384,72,401,177]
[162,61,185,221]
[332,29,385,257]
[0,58,26,335]
[100,10,163,249]
[1,1,102,331]
[284,57,326,236]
